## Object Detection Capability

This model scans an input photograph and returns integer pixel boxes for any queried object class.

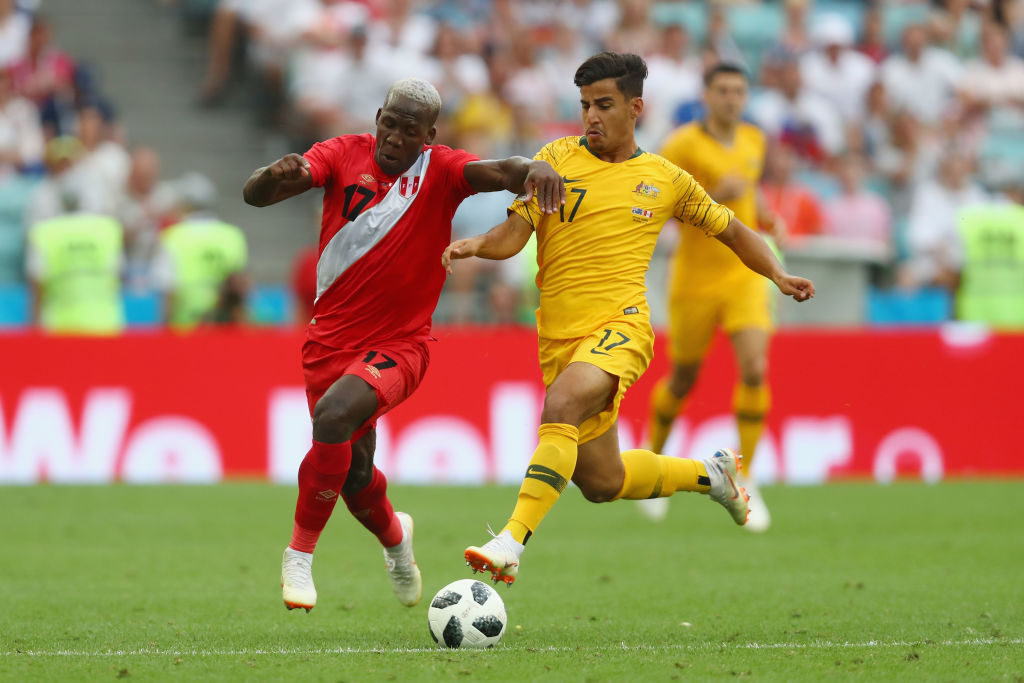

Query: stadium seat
[0,283,28,328]
[978,128,1024,188]
[123,290,163,328]
[248,284,293,326]
[651,2,707,42]
[810,1,865,36]
[867,286,952,325]
[0,176,39,286]
[795,169,841,201]
[881,4,930,46]
[728,4,784,55]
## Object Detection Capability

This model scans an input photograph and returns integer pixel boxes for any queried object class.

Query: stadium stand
[0,0,1022,330]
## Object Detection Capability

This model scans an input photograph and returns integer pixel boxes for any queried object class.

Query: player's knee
[739,360,766,387]
[312,395,360,442]
[576,478,619,503]
[669,364,700,396]
[540,391,588,426]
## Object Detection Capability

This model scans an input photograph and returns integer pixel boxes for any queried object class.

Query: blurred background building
[1,0,1023,332]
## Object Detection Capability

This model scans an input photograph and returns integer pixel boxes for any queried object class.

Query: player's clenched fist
[774,274,815,302]
[442,237,482,274]
[268,153,311,180]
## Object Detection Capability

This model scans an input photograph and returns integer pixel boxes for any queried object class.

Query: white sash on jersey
[315,148,432,300]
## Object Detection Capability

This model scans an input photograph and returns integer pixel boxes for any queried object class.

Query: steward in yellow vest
[26,211,124,334]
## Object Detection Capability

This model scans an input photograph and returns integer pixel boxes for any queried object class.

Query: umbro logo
[316,489,338,501]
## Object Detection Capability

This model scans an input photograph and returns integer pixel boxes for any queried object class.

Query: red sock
[342,467,403,547]
[289,441,352,553]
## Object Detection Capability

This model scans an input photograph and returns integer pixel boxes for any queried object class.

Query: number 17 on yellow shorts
[537,311,655,443]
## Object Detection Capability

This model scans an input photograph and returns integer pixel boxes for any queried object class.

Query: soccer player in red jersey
[243,78,564,613]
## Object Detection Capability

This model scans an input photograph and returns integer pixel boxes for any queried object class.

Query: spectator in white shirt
[752,54,845,162]
[26,136,107,227]
[0,66,43,176]
[901,148,989,289]
[0,0,29,69]
[73,104,130,215]
[420,23,489,116]
[542,21,600,125]
[959,21,1024,115]
[640,23,703,149]
[800,13,877,123]
[116,146,178,289]
[882,23,964,127]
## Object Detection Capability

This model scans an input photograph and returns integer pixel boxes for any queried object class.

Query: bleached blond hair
[384,78,442,123]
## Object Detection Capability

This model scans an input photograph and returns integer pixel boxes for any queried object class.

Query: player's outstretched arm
[715,218,815,302]
[463,158,565,215]
[243,153,314,207]
[442,213,534,274]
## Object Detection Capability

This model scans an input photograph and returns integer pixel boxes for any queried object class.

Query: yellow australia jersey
[510,136,734,340]
[661,122,765,290]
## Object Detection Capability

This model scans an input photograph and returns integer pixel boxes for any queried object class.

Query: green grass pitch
[2,482,1022,681]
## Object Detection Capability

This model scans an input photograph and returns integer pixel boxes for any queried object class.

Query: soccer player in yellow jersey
[442,52,814,585]
[642,63,780,531]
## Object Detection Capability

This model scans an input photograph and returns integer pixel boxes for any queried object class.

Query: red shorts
[301,337,430,440]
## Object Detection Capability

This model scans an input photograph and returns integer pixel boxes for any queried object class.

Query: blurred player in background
[642,63,780,531]
[243,78,563,612]
[443,52,814,585]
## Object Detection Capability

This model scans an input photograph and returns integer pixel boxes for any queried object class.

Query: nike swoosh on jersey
[562,176,584,184]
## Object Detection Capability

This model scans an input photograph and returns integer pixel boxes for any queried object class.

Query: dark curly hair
[573,52,648,99]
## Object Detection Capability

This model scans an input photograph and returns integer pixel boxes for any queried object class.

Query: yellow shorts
[538,312,654,444]
[668,273,773,364]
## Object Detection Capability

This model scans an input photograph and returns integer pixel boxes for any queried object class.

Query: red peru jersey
[303,134,478,350]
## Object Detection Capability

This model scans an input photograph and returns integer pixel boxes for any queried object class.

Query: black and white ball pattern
[427,579,507,648]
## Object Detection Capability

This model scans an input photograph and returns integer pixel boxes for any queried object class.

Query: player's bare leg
[730,328,771,532]
[466,362,614,584]
[283,375,377,612]
[638,361,701,521]
[572,425,626,502]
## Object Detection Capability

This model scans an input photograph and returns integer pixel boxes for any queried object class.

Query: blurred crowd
[0,0,249,334]
[191,0,1024,328]
[3,0,1024,333]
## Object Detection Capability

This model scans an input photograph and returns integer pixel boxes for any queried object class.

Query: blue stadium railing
[0,283,953,329]
[0,283,294,329]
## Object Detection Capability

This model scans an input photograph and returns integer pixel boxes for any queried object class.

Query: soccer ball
[427,578,507,649]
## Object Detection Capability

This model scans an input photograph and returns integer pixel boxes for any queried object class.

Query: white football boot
[281,547,316,612]
[703,448,750,525]
[383,512,422,606]
[636,497,670,522]
[465,529,524,585]
[739,475,771,532]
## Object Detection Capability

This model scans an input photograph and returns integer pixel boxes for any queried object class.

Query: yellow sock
[648,377,684,453]
[734,383,770,477]
[503,423,579,544]
[614,449,711,500]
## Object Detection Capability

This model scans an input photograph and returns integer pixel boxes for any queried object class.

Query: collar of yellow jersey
[578,137,645,161]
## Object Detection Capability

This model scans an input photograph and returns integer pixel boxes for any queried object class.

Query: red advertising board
[0,327,1020,484]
